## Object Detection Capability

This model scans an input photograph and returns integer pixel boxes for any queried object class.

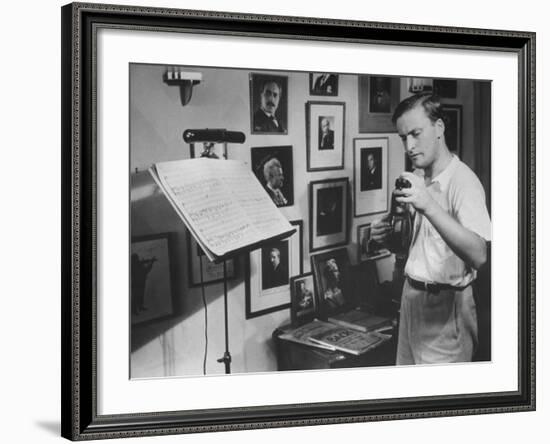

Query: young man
[372,93,491,365]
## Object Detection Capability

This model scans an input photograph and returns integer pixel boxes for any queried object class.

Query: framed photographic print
[290,272,317,326]
[310,248,351,318]
[306,101,345,171]
[358,75,401,132]
[62,3,534,440]
[309,178,350,252]
[250,73,288,134]
[251,145,294,207]
[187,232,236,287]
[131,233,179,325]
[354,137,389,216]
[357,223,391,263]
[442,104,463,156]
[309,72,339,96]
[245,220,303,319]
[434,78,458,98]
[189,141,228,159]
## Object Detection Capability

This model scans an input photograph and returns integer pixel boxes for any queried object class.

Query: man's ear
[435,118,445,139]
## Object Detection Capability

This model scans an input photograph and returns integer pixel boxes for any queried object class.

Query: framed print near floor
[245,220,303,319]
[306,101,345,171]
[187,232,236,287]
[131,233,179,325]
[62,3,534,440]
[353,137,389,216]
[290,272,317,326]
[309,178,350,252]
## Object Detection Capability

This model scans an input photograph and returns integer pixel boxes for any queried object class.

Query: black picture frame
[62,3,535,440]
[358,75,401,133]
[309,72,339,96]
[290,272,317,326]
[441,104,463,156]
[309,177,350,252]
[249,73,288,135]
[251,145,294,207]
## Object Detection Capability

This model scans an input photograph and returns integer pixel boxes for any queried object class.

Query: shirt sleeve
[451,169,492,241]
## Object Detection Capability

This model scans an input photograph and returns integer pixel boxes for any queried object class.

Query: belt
[407,277,470,293]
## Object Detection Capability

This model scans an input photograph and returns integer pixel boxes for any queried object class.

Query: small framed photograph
[357,223,391,263]
[251,145,294,207]
[306,101,345,171]
[249,73,288,134]
[309,72,338,96]
[358,76,400,133]
[309,178,349,252]
[131,233,179,325]
[189,142,227,159]
[187,232,236,287]
[290,273,317,326]
[442,104,463,156]
[353,137,389,216]
[310,248,351,318]
[245,220,303,319]
[433,78,458,98]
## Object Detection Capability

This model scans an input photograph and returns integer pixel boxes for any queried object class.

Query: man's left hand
[394,172,437,215]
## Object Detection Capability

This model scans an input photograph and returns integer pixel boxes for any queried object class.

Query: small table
[272,324,397,371]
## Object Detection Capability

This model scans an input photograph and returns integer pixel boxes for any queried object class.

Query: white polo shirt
[404,155,491,287]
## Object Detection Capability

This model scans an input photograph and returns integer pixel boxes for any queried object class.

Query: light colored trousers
[396,280,478,365]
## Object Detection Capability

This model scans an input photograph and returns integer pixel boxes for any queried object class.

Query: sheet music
[150,159,293,260]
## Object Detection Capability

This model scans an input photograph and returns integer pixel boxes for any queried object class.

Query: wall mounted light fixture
[163,68,202,106]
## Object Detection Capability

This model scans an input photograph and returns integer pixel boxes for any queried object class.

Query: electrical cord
[199,257,208,375]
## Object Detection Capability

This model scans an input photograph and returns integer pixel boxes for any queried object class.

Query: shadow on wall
[129,170,242,353]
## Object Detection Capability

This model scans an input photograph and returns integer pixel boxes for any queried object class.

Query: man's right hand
[370,213,392,245]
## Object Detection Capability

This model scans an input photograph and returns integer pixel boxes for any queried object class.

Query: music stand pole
[217,260,232,374]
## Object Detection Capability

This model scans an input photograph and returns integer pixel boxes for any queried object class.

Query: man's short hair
[263,158,282,182]
[260,79,282,95]
[391,92,446,125]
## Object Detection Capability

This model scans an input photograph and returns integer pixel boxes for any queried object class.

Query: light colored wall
[130,64,477,377]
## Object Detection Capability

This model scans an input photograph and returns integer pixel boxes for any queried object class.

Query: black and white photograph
[310,248,351,316]
[251,145,294,207]
[318,116,335,150]
[309,178,349,252]
[309,72,338,96]
[306,101,345,170]
[354,137,389,216]
[433,78,458,98]
[249,73,288,134]
[246,220,303,319]
[357,223,391,262]
[131,233,179,325]
[358,75,401,132]
[441,104,463,155]
[290,273,317,326]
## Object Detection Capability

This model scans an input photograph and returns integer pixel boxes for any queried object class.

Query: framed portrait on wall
[249,73,288,135]
[309,178,349,252]
[290,272,317,326]
[306,101,345,171]
[309,72,339,96]
[353,137,389,216]
[251,145,294,207]
[245,220,303,319]
[441,104,463,156]
[358,76,400,133]
[187,232,236,287]
[130,233,179,326]
[189,141,228,159]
